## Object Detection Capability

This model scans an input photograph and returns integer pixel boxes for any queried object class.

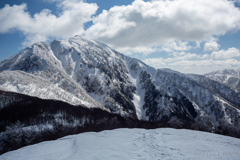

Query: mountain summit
[0,35,240,130]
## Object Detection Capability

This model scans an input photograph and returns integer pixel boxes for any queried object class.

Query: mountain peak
[0,35,240,134]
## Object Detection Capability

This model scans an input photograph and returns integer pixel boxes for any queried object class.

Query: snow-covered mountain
[0,35,240,132]
[1,128,240,160]
[0,70,96,107]
[0,40,104,110]
[204,68,240,90]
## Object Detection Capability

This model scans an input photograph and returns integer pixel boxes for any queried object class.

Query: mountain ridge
[204,68,240,91]
[0,35,239,131]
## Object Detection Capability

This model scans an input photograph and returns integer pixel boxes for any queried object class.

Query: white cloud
[0,0,98,46]
[144,58,240,74]
[116,41,193,55]
[169,59,240,67]
[115,45,160,55]
[143,51,206,68]
[162,41,192,52]
[204,41,220,52]
[194,42,201,49]
[143,57,167,67]
[211,47,240,59]
[167,52,200,62]
[143,50,240,74]
[202,54,209,59]
[1,0,240,55]
[85,0,240,54]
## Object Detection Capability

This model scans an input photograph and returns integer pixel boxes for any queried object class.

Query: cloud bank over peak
[0,0,239,52]
[85,0,240,54]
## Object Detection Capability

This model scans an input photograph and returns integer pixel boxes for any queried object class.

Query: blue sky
[0,0,240,74]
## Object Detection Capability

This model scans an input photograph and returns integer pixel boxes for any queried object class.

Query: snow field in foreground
[1,128,240,160]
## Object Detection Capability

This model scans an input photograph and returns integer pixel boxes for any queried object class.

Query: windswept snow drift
[1,128,240,160]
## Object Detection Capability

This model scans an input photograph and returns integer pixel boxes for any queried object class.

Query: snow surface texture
[1,128,240,160]
[0,35,240,127]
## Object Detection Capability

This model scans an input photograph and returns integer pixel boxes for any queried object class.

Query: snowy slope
[49,36,137,118]
[0,42,104,109]
[204,68,240,90]
[1,128,240,160]
[0,70,92,107]
[123,57,240,129]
